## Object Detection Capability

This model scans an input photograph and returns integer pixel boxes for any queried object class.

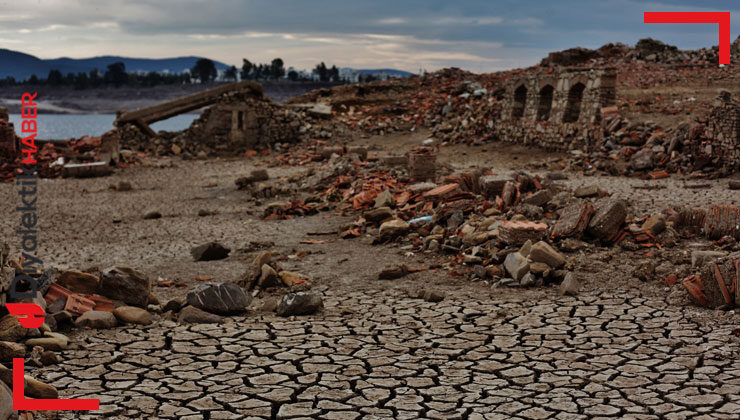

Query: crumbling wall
[705,93,740,168]
[0,107,19,162]
[494,68,616,152]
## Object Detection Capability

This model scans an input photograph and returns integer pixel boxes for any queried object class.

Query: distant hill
[356,69,414,77]
[0,48,231,80]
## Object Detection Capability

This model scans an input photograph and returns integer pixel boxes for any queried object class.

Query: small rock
[56,270,100,294]
[374,190,394,208]
[113,306,153,325]
[504,252,530,281]
[276,292,323,317]
[0,314,27,342]
[574,185,599,198]
[24,376,58,399]
[25,332,69,351]
[191,242,230,261]
[100,266,151,307]
[143,210,162,220]
[379,219,410,241]
[519,240,533,258]
[178,306,223,324]
[378,264,409,280]
[162,299,182,313]
[39,350,59,365]
[0,341,25,361]
[258,264,281,288]
[642,213,666,235]
[279,271,306,287]
[0,383,10,420]
[364,207,393,224]
[560,273,580,296]
[74,311,118,329]
[186,282,251,315]
[691,250,727,267]
[529,241,566,269]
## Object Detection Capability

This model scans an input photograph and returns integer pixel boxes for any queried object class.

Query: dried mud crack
[33,289,740,420]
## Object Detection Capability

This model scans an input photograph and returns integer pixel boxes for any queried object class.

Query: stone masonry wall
[705,98,740,168]
[493,68,616,152]
[0,107,18,162]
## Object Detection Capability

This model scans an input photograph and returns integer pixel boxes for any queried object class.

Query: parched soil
[1,131,740,419]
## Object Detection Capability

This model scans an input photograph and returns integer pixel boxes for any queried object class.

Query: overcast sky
[0,0,739,72]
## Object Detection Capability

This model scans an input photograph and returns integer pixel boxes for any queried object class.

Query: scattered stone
[504,252,530,281]
[113,306,153,325]
[630,149,654,170]
[560,272,580,296]
[276,292,323,317]
[574,185,599,198]
[25,332,69,351]
[24,376,58,399]
[40,350,60,366]
[378,264,409,280]
[729,180,740,190]
[529,262,550,275]
[558,238,587,252]
[587,198,627,242]
[498,220,548,245]
[162,299,182,313]
[519,240,533,258]
[279,271,306,287]
[56,269,100,294]
[551,201,594,239]
[0,383,10,420]
[0,314,27,342]
[529,241,566,268]
[479,176,508,199]
[642,213,667,235]
[374,190,394,208]
[258,264,281,288]
[691,250,727,267]
[408,288,445,302]
[522,189,553,207]
[186,282,251,315]
[143,210,162,220]
[235,169,269,189]
[364,207,393,224]
[75,310,118,329]
[178,306,222,324]
[0,341,25,361]
[191,241,231,261]
[378,219,410,241]
[100,266,151,307]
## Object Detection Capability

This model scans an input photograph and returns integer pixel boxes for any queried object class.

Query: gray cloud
[0,0,738,72]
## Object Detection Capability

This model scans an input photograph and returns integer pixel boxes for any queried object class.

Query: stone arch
[563,82,585,123]
[511,85,527,120]
[536,85,554,121]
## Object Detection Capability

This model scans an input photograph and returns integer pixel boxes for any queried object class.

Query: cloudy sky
[0,0,739,72]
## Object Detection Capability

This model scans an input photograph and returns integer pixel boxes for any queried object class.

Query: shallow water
[8,113,199,140]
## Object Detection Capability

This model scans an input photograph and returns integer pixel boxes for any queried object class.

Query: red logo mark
[13,358,100,411]
[5,303,45,329]
[644,12,731,64]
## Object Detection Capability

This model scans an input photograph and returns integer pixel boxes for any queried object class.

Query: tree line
[0,57,360,88]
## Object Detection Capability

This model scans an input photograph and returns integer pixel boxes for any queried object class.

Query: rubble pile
[118,92,303,158]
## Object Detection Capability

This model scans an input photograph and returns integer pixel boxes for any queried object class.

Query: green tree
[89,69,102,87]
[225,65,238,81]
[27,74,39,85]
[74,72,89,89]
[313,62,329,82]
[241,59,253,80]
[270,58,285,79]
[191,58,217,83]
[287,70,299,81]
[104,62,127,86]
[47,69,63,86]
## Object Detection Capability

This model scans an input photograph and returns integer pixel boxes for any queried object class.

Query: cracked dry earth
[35,288,740,420]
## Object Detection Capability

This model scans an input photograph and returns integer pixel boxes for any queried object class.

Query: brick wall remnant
[494,68,617,152]
[704,91,740,168]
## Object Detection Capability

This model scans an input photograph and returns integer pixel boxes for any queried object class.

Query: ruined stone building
[493,68,617,151]
[0,107,19,162]
[705,92,740,169]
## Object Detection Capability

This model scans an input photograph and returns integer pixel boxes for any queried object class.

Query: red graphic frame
[644,12,731,64]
